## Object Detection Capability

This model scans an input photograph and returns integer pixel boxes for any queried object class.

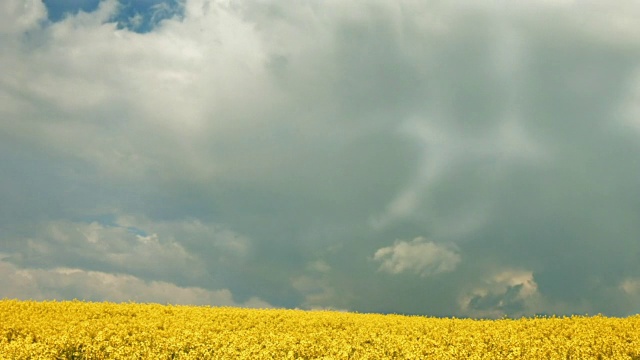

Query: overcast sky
[2,0,640,318]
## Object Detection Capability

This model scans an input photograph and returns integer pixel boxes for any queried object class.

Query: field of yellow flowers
[1,299,639,359]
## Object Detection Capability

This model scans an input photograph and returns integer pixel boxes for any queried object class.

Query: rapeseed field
[1,299,639,359]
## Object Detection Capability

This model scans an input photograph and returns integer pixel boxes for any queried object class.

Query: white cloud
[373,237,460,277]
[458,269,544,318]
[3,215,253,288]
[0,0,46,34]
[0,0,277,186]
[560,2,640,47]
[45,220,201,277]
[0,256,270,307]
[114,215,251,257]
[620,278,640,295]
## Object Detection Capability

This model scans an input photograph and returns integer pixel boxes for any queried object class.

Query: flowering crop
[1,299,639,359]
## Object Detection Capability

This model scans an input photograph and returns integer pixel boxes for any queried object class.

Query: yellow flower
[1,299,639,359]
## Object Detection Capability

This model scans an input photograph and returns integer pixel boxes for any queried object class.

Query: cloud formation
[374,237,460,277]
[0,257,270,307]
[0,0,46,33]
[1,0,640,317]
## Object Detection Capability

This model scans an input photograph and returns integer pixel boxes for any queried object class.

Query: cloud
[373,237,460,277]
[5,220,203,282]
[0,213,265,307]
[1,215,256,298]
[616,70,640,131]
[290,259,357,311]
[2,0,640,318]
[0,0,46,34]
[291,275,339,310]
[620,278,640,295]
[0,256,270,307]
[458,269,542,318]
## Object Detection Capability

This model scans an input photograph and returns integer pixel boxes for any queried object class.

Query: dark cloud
[2,0,640,317]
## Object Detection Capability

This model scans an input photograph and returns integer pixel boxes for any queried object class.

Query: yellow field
[1,299,639,359]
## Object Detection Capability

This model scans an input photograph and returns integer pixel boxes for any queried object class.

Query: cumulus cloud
[5,220,203,282]
[0,0,46,34]
[0,256,270,307]
[373,237,460,277]
[459,269,542,318]
[1,214,257,302]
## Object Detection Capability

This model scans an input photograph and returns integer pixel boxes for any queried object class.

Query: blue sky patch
[43,0,184,33]
[43,0,101,22]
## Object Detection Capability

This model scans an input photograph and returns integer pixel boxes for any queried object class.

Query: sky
[1,0,640,318]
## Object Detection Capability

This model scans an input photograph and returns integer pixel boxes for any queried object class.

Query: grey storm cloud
[1,0,640,317]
